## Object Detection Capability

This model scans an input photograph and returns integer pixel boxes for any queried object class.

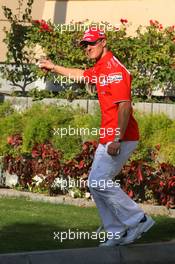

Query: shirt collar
[95,51,113,66]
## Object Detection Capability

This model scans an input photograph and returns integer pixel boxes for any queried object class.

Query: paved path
[0,241,175,264]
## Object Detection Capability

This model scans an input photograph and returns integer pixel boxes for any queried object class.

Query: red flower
[114,26,120,32]
[159,181,164,187]
[32,144,41,158]
[78,160,84,169]
[149,19,160,28]
[155,144,161,151]
[168,25,175,33]
[7,134,22,147]
[128,190,133,198]
[149,20,154,26]
[32,19,53,32]
[32,20,40,25]
[159,24,163,30]
[137,164,143,184]
[120,18,128,24]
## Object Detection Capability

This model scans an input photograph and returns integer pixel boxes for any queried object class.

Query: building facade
[1,0,175,62]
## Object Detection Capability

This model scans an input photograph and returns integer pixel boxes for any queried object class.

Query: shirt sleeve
[109,68,131,103]
[83,67,97,84]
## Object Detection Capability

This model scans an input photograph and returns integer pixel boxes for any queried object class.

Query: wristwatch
[51,64,55,72]
[113,138,122,143]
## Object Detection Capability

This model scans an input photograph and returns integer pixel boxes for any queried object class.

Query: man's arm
[107,101,132,156]
[38,59,84,81]
[117,101,132,140]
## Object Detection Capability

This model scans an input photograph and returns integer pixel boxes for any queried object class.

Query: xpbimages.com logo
[53,126,120,139]
[53,229,120,243]
[52,176,121,191]
[52,73,123,86]
[53,22,121,34]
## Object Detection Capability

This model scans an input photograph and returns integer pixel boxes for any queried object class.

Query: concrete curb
[0,241,175,264]
[0,188,95,207]
[0,96,175,119]
[0,188,175,217]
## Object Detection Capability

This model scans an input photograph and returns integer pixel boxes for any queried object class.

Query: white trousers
[88,141,144,235]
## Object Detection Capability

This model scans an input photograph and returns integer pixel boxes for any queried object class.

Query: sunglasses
[81,39,102,49]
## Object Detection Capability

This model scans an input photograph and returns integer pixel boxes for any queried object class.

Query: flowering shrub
[28,18,175,98]
[117,160,154,201]
[2,0,175,96]
[1,0,38,95]
[149,19,163,30]
[3,132,175,207]
[61,140,97,180]
[117,147,175,208]
[4,140,62,194]
[3,136,97,196]
[148,163,175,208]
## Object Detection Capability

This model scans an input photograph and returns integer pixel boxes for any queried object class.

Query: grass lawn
[0,196,175,254]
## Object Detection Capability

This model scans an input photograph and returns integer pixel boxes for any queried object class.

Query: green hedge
[134,111,175,164]
[0,101,175,164]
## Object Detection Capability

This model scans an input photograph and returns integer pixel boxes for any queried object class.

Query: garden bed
[0,102,175,208]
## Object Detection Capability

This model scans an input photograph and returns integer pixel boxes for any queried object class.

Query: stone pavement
[0,241,175,264]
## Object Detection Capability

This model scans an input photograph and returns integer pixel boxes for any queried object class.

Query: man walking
[38,27,155,246]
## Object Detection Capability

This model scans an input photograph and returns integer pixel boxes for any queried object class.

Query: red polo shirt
[83,51,139,144]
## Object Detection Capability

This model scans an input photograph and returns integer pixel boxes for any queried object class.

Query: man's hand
[37,59,84,80]
[37,59,55,71]
[107,142,120,156]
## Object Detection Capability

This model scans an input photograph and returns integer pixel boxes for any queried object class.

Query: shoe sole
[99,231,127,247]
[120,217,155,245]
[139,218,155,236]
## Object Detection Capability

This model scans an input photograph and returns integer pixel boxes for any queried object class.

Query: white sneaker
[120,215,155,245]
[99,231,127,247]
